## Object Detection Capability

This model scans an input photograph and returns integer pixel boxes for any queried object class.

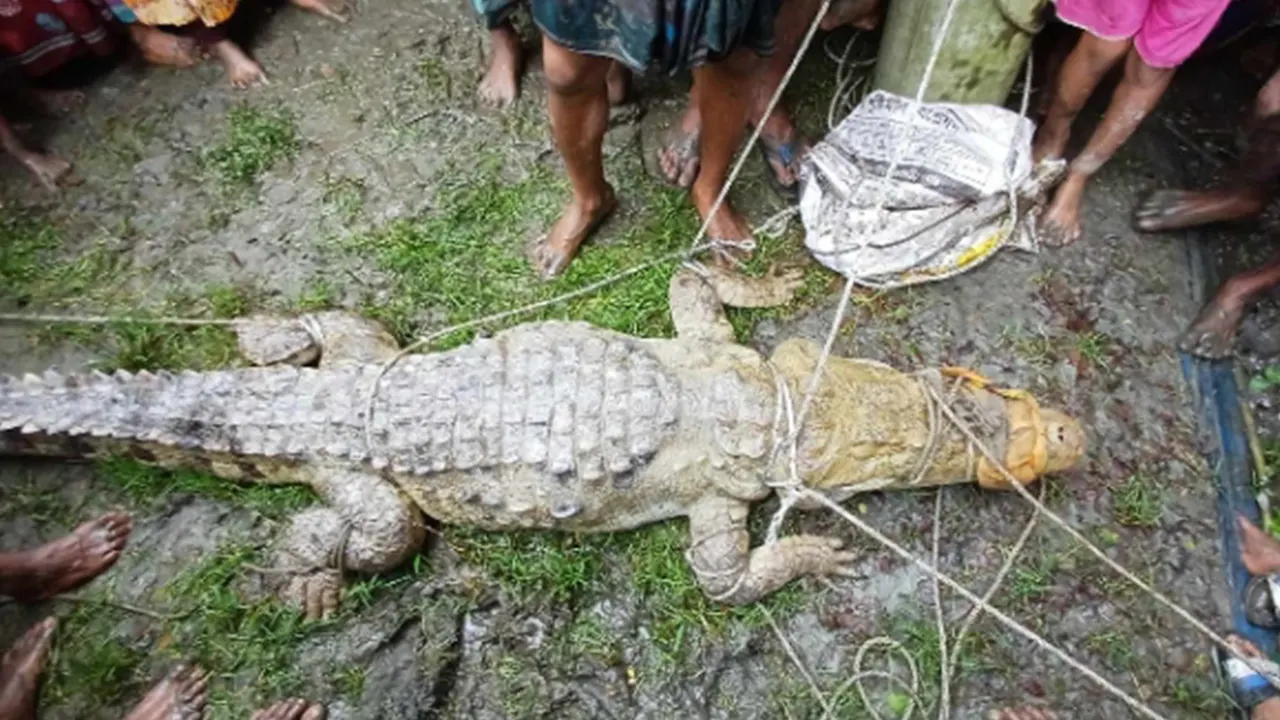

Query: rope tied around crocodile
[0,0,1270,713]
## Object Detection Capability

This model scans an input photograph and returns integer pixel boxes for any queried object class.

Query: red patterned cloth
[0,0,119,78]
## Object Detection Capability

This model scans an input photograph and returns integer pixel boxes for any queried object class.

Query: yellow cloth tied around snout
[940,367,1046,491]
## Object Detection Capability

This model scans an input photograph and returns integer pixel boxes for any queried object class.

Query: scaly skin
[0,265,1086,619]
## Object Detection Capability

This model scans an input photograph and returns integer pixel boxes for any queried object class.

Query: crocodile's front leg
[669,264,805,343]
[685,495,855,604]
[235,311,400,368]
[273,466,426,620]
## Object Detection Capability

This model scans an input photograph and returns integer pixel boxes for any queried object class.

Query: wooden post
[873,0,1049,105]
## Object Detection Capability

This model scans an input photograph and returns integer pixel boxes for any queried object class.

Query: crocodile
[0,265,1086,619]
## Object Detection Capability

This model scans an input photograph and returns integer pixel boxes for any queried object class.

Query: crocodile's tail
[0,366,327,479]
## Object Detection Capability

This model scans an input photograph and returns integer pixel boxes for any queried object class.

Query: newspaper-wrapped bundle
[798,90,1064,288]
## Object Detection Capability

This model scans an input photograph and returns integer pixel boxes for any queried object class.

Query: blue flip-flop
[756,135,807,204]
[1217,633,1280,719]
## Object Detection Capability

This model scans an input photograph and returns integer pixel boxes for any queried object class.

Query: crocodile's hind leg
[669,264,805,343]
[685,495,855,604]
[236,311,400,368]
[272,466,426,620]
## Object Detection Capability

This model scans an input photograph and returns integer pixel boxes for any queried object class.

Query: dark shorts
[473,0,780,74]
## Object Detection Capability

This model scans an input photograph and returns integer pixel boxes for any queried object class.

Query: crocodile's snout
[1041,409,1086,474]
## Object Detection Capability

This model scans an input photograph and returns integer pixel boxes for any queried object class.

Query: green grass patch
[1084,630,1135,672]
[1167,675,1234,717]
[554,610,622,666]
[618,521,803,667]
[202,105,302,190]
[494,652,551,716]
[347,152,826,348]
[41,544,322,719]
[98,457,317,520]
[42,600,151,712]
[329,664,366,701]
[322,175,367,227]
[0,212,128,309]
[1112,474,1162,528]
[0,476,80,527]
[1073,330,1113,369]
[0,212,250,371]
[159,544,315,716]
[447,528,608,606]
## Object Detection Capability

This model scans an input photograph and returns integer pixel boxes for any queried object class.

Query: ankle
[571,183,613,214]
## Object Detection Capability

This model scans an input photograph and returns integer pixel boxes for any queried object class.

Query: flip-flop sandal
[1246,575,1280,629]
[756,135,807,204]
[1216,633,1280,718]
[658,127,700,188]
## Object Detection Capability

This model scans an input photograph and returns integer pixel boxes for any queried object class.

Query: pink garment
[1055,0,1232,68]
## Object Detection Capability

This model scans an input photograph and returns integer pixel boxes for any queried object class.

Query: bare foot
[658,109,701,188]
[1032,117,1071,164]
[123,665,209,720]
[210,40,267,89]
[819,0,882,31]
[531,184,617,280]
[987,707,1059,720]
[693,186,755,267]
[1177,285,1250,359]
[606,61,630,107]
[289,0,348,22]
[252,699,326,720]
[0,618,57,720]
[1238,515,1280,576]
[1038,174,1085,246]
[756,121,808,201]
[1134,186,1269,233]
[18,151,72,193]
[0,512,131,601]
[477,24,521,109]
[127,25,201,68]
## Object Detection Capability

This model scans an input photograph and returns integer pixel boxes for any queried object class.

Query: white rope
[920,381,1280,691]
[771,0,966,546]
[800,486,1169,720]
[0,0,1252,713]
[753,6,1246,715]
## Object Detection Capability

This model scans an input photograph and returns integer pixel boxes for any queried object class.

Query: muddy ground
[0,2,1265,718]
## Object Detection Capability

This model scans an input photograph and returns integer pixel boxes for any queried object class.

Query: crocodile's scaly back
[0,321,684,486]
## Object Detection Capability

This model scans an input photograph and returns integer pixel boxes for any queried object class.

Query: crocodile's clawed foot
[695,262,807,308]
[236,315,322,366]
[236,311,402,367]
[280,569,342,621]
[799,536,859,576]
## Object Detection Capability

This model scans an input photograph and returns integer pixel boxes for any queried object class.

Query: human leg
[1178,250,1280,358]
[0,111,70,192]
[188,25,265,88]
[1039,48,1174,245]
[1032,32,1130,163]
[0,618,56,720]
[126,24,202,67]
[531,37,616,279]
[478,22,522,108]
[691,48,756,260]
